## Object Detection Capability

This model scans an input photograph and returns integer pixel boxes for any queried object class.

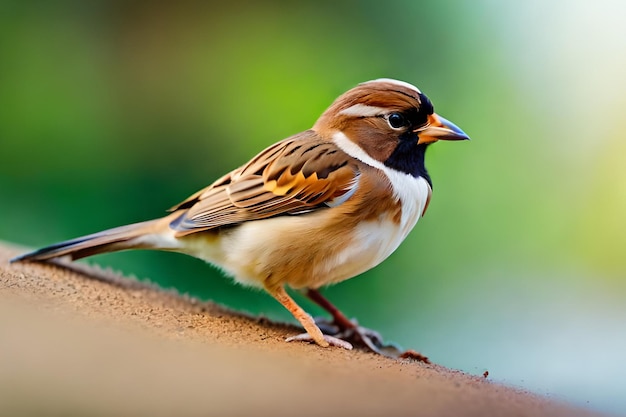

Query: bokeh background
[1,1,625,414]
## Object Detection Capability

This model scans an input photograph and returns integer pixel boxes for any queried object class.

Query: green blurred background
[2,0,625,414]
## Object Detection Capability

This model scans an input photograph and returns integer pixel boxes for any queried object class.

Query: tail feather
[10,218,174,263]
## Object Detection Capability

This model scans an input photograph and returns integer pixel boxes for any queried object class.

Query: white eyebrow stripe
[339,103,386,117]
[366,78,421,94]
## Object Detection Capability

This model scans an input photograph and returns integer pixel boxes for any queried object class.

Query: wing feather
[169,130,360,235]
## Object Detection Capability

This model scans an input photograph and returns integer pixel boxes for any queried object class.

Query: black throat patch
[383,134,432,187]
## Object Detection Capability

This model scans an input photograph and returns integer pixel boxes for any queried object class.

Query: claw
[286,333,353,350]
[312,315,392,356]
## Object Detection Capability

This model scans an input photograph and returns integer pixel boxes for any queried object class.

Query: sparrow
[11,78,469,354]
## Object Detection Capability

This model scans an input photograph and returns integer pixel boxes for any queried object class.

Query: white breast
[328,132,431,277]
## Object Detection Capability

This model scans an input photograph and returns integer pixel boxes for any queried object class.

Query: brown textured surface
[0,242,600,417]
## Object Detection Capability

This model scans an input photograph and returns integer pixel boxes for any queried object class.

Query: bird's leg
[306,288,356,331]
[264,284,352,349]
[306,288,384,353]
[306,289,405,357]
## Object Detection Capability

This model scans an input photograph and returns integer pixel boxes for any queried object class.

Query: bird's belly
[178,208,419,290]
[322,218,409,286]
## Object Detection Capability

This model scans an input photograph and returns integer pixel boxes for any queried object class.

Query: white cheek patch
[339,103,386,118]
[331,131,382,170]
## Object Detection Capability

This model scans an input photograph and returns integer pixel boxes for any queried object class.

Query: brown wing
[168,130,360,236]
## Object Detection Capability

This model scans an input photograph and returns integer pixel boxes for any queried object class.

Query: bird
[11,78,469,353]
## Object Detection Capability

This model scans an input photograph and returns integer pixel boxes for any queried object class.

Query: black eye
[387,112,407,129]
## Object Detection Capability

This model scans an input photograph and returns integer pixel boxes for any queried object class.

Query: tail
[10,215,179,263]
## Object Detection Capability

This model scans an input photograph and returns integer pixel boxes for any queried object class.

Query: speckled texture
[0,242,601,417]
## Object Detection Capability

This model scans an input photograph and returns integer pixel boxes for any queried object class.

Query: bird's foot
[302,289,430,361]
[285,333,353,350]
[314,317,423,359]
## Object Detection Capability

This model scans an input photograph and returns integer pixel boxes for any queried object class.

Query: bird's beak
[416,113,470,145]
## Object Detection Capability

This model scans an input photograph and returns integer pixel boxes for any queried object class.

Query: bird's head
[313,78,469,178]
